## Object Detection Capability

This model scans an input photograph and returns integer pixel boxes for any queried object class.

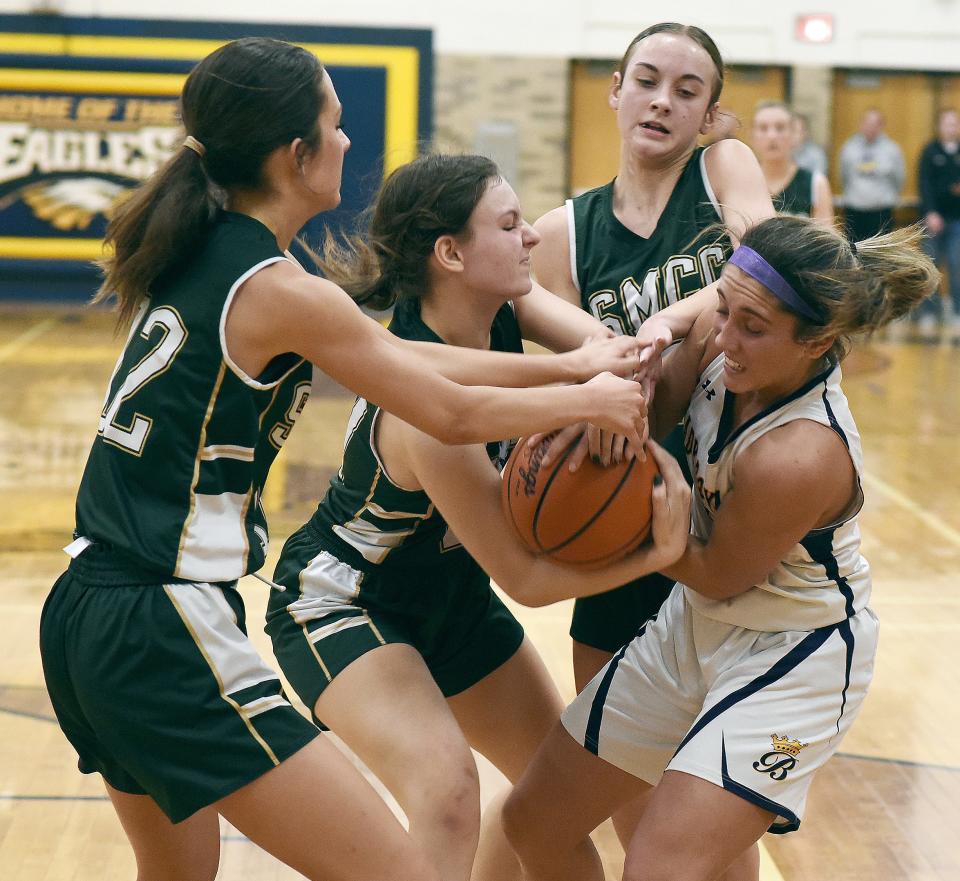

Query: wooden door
[830,71,935,205]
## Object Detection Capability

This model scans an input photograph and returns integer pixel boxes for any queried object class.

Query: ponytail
[93,146,219,328]
[830,226,938,337]
[314,227,397,311]
[93,37,326,330]
[738,216,940,361]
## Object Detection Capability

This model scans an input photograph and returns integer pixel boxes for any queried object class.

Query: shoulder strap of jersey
[698,145,723,219]
[564,198,580,294]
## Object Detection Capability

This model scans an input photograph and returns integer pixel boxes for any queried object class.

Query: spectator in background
[839,109,904,241]
[915,108,960,330]
[752,100,834,225]
[792,111,828,177]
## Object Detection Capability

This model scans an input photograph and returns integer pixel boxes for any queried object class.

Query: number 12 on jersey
[98,306,188,456]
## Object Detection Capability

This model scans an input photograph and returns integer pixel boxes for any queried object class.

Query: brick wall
[433,55,570,222]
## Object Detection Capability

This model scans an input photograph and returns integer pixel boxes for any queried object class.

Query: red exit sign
[795,14,834,43]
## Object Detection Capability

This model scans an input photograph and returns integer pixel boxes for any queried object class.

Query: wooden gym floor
[0,304,958,880]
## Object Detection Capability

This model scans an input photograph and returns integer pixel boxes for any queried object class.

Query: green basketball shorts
[569,423,689,653]
[265,527,524,725]
[40,565,319,823]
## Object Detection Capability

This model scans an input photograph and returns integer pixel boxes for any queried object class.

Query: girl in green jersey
[266,152,692,881]
[530,22,775,860]
[40,38,655,881]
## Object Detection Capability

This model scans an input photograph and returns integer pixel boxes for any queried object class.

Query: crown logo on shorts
[770,734,807,757]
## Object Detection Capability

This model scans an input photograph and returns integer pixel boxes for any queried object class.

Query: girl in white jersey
[504,215,938,881]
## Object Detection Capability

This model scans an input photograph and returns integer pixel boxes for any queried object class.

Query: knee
[501,782,543,858]
[134,857,218,881]
[406,754,480,838]
[622,847,711,881]
[500,786,525,846]
[129,833,219,881]
[436,760,480,837]
[622,854,675,881]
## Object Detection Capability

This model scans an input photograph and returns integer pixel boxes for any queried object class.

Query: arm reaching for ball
[397,431,690,607]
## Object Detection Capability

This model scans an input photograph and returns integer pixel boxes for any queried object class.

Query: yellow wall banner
[0,15,432,300]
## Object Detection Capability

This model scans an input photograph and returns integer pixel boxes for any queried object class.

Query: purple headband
[727,246,821,323]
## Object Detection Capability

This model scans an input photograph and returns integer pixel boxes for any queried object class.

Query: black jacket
[918,140,960,220]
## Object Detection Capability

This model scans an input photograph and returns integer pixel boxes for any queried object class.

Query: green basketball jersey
[569,146,729,336]
[75,211,313,582]
[773,167,814,217]
[307,298,522,584]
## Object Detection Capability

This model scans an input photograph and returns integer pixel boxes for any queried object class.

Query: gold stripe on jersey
[301,623,333,683]
[332,517,420,565]
[173,362,227,575]
[176,362,225,578]
[242,695,290,718]
[163,584,281,765]
[365,500,436,520]
[257,380,283,429]
[332,493,435,565]
[366,617,388,645]
[201,444,255,462]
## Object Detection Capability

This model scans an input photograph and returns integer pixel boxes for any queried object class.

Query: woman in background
[752,100,834,224]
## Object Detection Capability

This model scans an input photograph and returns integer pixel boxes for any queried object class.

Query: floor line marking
[0,706,57,723]
[0,317,60,364]
[862,471,960,549]
[0,794,109,802]
[837,751,960,773]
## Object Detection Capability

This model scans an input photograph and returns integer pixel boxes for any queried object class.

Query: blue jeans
[918,220,960,319]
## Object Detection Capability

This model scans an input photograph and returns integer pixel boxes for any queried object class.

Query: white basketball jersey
[681,354,871,631]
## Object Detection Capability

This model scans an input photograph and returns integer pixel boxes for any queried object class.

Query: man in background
[915,108,960,331]
[839,109,904,241]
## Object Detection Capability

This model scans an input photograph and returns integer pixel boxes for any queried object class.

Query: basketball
[501,433,661,567]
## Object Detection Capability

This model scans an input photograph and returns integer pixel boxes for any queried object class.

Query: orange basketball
[501,433,661,568]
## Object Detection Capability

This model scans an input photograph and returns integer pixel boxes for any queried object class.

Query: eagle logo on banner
[17,177,129,230]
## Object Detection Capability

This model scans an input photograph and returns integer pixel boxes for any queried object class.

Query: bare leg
[572,646,760,881]
[105,782,221,881]
[217,736,440,881]
[622,770,772,881]
[314,643,481,881]
[503,721,649,881]
[573,639,651,849]
[447,637,564,881]
[572,641,615,696]
[719,845,760,881]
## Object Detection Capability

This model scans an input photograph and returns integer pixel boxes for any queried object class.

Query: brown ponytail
[738,216,940,360]
[94,38,326,329]
[94,148,218,328]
